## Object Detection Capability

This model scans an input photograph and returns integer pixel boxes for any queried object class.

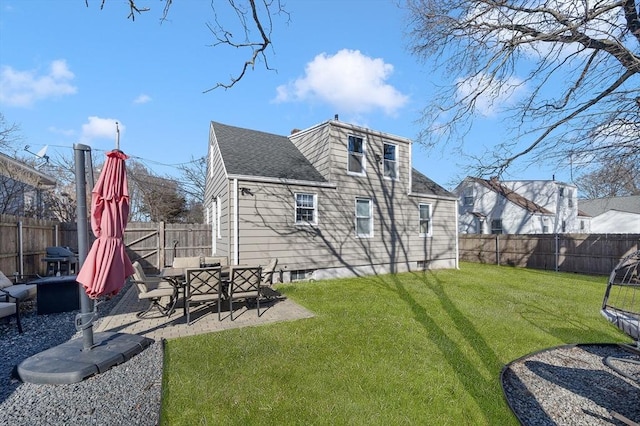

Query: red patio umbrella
[77,149,135,299]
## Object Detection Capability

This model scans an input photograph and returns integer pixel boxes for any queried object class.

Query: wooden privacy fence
[459,233,640,275]
[0,214,212,276]
[2,212,637,277]
[0,214,62,276]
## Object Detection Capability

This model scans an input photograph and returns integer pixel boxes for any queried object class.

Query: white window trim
[216,196,222,239]
[294,192,318,225]
[383,142,398,180]
[419,203,432,237]
[347,135,366,176]
[355,197,373,238]
[209,148,214,178]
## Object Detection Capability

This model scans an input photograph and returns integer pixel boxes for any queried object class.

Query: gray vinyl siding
[205,124,230,259]
[231,181,456,273]
[209,119,457,277]
[289,124,332,180]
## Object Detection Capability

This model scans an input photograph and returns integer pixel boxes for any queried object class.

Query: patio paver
[95,285,315,340]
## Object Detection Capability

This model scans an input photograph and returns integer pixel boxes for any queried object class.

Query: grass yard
[160,262,627,425]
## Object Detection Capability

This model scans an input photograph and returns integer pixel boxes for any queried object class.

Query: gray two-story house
[204,118,458,282]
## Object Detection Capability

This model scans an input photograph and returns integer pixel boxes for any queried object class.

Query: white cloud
[456,73,527,117]
[274,49,408,115]
[133,94,152,104]
[80,116,124,144]
[0,60,77,107]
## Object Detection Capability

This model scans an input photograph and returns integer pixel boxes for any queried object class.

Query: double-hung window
[348,135,365,175]
[419,203,432,237]
[355,198,373,237]
[491,219,503,234]
[295,193,317,225]
[463,188,474,206]
[383,142,397,179]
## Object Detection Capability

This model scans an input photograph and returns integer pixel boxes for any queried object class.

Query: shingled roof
[411,169,455,198]
[472,177,553,214]
[211,121,327,183]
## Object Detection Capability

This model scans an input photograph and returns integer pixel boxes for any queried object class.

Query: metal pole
[17,221,24,276]
[74,143,94,351]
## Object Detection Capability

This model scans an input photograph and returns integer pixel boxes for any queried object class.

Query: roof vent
[334,114,339,120]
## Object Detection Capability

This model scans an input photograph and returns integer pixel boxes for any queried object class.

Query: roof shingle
[211,121,327,183]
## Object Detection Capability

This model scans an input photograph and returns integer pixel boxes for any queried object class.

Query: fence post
[496,234,500,265]
[555,233,559,272]
[159,221,165,269]
[17,220,24,275]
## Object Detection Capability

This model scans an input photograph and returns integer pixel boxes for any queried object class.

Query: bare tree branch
[89,0,287,89]
[407,0,640,179]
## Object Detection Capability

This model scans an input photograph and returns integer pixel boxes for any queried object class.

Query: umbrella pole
[74,143,95,351]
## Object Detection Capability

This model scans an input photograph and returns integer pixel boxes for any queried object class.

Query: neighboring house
[0,152,56,218]
[204,118,459,282]
[579,196,640,233]
[455,177,589,234]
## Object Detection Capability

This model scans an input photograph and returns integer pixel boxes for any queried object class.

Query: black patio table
[30,275,81,315]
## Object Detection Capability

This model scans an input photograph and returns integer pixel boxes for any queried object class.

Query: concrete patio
[95,284,315,341]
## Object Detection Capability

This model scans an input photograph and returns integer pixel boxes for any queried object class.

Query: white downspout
[233,178,239,265]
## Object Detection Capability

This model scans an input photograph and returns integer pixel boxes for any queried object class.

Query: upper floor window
[355,197,373,237]
[348,135,365,175]
[383,142,397,179]
[419,203,432,237]
[295,193,317,225]
[491,219,503,234]
[542,217,549,233]
[567,189,574,207]
[463,188,474,206]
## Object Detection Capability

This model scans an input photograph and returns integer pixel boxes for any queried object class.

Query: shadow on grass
[369,271,504,424]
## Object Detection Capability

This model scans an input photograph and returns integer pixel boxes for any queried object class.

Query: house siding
[230,179,456,279]
[204,124,230,259]
[289,124,332,181]
[207,120,458,281]
[456,178,582,234]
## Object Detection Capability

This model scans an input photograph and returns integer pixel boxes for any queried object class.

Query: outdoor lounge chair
[227,265,262,320]
[0,270,37,303]
[172,256,201,269]
[131,261,177,318]
[184,267,222,325]
[0,293,23,333]
[261,258,278,286]
[601,249,640,381]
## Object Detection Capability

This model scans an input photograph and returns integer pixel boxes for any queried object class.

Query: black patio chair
[227,265,262,321]
[184,267,222,325]
[131,261,177,319]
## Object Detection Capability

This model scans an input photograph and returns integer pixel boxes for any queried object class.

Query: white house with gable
[455,177,589,234]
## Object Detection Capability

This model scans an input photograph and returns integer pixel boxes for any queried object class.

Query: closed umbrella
[77,149,134,299]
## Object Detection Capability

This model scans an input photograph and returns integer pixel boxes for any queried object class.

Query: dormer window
[383,142,397,179]
[348,135,365,175]
[463,187,474,206]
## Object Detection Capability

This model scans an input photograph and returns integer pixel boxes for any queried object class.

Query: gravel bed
[0,283,163,426]
[502,343,640,425]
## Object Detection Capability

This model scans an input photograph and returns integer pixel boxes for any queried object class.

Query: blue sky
[0,0,571,190]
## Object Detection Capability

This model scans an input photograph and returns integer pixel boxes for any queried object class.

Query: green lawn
[160,262,627,425]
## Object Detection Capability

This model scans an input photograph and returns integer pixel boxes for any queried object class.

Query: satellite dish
[36,145,48,159]
[24,144,50,163]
